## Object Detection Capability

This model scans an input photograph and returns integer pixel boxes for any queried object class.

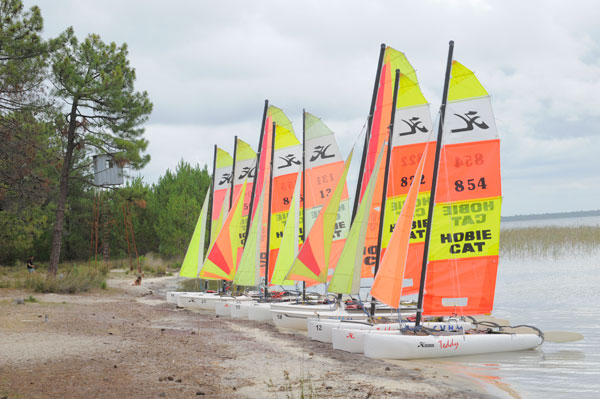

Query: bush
[20,264,107,294]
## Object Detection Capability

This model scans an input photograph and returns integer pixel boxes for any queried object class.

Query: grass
[500,225,600,258]
[0,262,109,294]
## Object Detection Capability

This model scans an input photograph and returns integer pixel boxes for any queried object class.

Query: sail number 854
[454,177,487,192]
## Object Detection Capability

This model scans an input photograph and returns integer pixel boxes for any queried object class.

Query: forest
[0,0,210,269]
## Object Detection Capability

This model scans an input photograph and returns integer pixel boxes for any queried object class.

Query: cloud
[24,0,600,214]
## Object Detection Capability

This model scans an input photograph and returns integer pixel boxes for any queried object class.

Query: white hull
[176,293,219,309]
[230,301,254,318]
[247,302,273,321]
[331,321,474,354]
[364,332,543,359]
[166,291,184,304]
[269,301,337,313]
[214,296,253,317]
[308,319,398,343]
[272,307,397,331]
[309,317,471,343]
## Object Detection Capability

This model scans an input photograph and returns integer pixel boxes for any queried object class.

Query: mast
[264,121,276,299]
[370,69,400,316]
[230,136,238,209]
[301,110,307,301]
[205,144,218,291]
[415,40,455,327]
[244,100,269,244]
[351,43,386,222]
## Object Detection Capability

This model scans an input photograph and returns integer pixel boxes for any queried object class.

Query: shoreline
[0,272,503,398]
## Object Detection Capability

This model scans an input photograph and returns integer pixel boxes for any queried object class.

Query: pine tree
[47,29,152,274]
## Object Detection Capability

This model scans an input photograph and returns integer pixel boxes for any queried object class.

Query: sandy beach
[0,272,501,398]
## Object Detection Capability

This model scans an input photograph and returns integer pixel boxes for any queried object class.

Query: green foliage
[147,160,211,258]
[0,1,214,272]
[50,29,153,171]
[24,295,37,302]
[21,263,107,293]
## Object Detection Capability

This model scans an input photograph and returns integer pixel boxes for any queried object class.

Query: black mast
[230,136,238,209]
[370,69,401,316]
[263,122,276,299]
[244,100,269,245]
[351,43,386,222]
[205,144,218,291]
[415,41,455,327]
[301,110,307,301]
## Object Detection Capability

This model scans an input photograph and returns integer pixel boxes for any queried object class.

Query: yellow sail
[179,186,210,278]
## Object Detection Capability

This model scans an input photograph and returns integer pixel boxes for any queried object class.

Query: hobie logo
[309,144,335,162]
[218,173,232,186]
[398,116,429,136]
[451,111,489,133]
[238,166,256,180]
[278,154,301,169]
[417,342,435,348]
[346,332,356,339]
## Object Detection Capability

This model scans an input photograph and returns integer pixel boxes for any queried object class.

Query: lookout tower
[93,154,124,186]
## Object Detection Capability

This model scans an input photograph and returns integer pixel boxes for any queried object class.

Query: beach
[0,272,501,399]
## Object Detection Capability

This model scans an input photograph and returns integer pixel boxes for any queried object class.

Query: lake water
[431,216,600,398]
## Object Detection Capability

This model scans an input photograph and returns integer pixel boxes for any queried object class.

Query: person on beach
[26,256,36,273]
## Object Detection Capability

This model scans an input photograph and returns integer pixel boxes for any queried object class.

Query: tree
[147,161,211,258]
[0,0,59,264]
[47,29,152,275]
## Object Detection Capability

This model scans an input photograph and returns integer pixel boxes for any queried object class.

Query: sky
[24,0,600,216]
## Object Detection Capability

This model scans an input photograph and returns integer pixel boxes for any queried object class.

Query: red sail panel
[423,61,501,316]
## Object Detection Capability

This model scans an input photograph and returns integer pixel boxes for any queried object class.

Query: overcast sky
[25,0,600,216]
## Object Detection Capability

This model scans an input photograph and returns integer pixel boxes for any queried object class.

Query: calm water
[431,216,600,398]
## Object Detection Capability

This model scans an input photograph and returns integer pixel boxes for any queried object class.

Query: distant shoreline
[502,210,600,222]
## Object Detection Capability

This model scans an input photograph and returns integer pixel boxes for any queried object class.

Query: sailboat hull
[307,318,399,343]
[247,302,273,321]
[331,321,474,353]
[176,293,219,309]
[364,332,543,359]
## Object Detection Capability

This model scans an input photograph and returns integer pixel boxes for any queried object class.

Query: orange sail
[360,47,424,280]
[370,143,429,307]
[267,106,302,283]
[202,180,247,280]
[423,61,501,316]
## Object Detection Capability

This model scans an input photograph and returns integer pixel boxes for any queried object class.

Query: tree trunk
[48,101,79,275]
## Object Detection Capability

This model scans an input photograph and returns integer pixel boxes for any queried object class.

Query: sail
[232,138,257,267]
[265,105,302,283]
[234,184,265,286]
[270,173,301,286]
[370,143,428,307]
[211,147,233,244]
[285,150,353,284]
[424,61,501,316]
[179,186,210,278]
[200,180,248,280]
[360,47,423,279]
[271,112,351,285]
[381,73,436,295]
[329,145,385,294]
